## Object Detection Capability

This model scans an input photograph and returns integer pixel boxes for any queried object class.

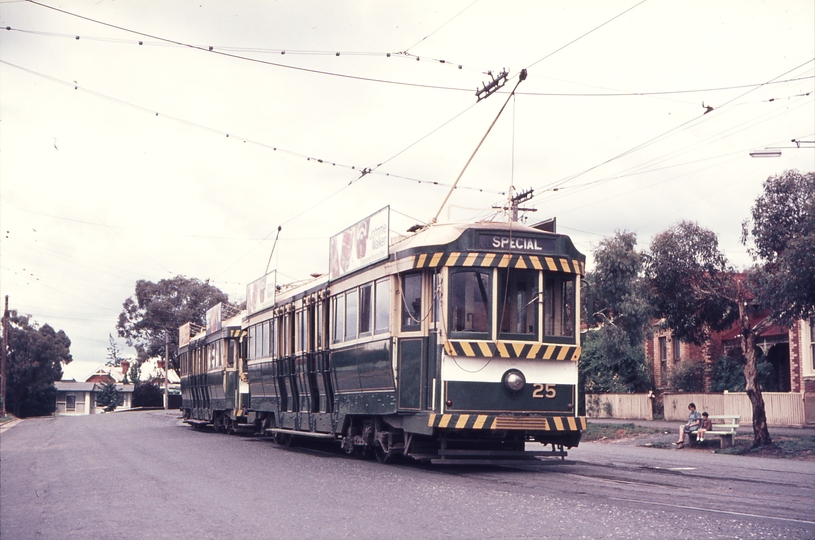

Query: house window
[66,394,76,411]
[673,338,681,362]
[659,336,668,382]
[810,317,815,371]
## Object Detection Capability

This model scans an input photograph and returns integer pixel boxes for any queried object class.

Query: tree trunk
[738,286,772,448]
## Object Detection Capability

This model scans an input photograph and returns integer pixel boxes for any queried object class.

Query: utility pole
[1,296,8,418]
[164,331,169,410]
[494,188,537,222]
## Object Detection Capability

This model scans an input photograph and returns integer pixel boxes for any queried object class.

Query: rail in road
[2,412,814,539]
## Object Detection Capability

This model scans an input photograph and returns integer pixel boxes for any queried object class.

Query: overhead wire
[0,59,502,196]
[20,1,478,93]
[528,58,815,200]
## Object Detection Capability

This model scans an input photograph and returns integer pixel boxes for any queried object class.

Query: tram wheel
[274,432,293,446]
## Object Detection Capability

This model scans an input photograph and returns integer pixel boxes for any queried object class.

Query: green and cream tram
[238,214,586,464]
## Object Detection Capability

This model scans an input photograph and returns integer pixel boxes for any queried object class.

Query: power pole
[2,296,9,418]
[494,188,537,222]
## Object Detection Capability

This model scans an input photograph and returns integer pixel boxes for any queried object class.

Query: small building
[55,366,135,415]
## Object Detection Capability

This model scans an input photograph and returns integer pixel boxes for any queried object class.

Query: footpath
[543,418,815,485]
[588,417,815,438]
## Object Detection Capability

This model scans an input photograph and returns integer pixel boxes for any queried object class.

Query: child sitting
[697,412,713,442]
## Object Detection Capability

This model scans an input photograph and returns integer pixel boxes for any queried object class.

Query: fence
[662,392,807,427]
[585,394,654,420]
[586,392,808,426]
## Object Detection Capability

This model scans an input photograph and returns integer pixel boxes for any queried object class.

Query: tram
[180,209,586,464]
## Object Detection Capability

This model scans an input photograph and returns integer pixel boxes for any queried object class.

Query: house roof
[54,381,135,393]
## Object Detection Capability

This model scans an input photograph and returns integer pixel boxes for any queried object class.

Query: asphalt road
[2,411,814,539]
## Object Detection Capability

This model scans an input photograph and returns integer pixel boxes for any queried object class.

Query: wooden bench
[693,415,739,448]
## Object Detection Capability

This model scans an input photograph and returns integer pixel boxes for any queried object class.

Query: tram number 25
[532,384,556,399]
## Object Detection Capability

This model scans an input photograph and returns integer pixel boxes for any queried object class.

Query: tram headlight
[502,369,526,394]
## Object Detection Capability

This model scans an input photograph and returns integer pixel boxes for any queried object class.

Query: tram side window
[261,322,269,359]
[401,273,422,331]
[316,301,324,349]
[269,319,277,359]
[544,274,575,339]
[359,284,372,337]
[345,289,358,341]
[374,278,390,334]
[449,270,491,336]
[498,269,539,339]
[228,340,235,368]
[297,309,308,353]
[332,293,345,344]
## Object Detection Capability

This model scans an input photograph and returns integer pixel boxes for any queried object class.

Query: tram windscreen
[450,270,491,335]
[498,269,538,339]
[544,275,575,338]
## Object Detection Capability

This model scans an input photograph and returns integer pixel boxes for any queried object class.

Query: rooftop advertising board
[329,206,389,281]
[246,271,276,316]
[178,322,191,347]
[206,303,222,334]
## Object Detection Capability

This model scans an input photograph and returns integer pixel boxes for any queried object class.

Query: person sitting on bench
[674,402,701,449]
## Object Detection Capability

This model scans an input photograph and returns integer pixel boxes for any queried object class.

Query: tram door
[397,272,438,411]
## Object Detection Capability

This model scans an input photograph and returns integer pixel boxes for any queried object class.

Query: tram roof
[390,220,579,256]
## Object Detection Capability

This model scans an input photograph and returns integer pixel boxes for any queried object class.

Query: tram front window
[450,270,491,336]
[544,275,575,339]
[498,269,538,339]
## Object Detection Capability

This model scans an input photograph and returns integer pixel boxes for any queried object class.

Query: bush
[669,359,705,392]
[132,383,163,408]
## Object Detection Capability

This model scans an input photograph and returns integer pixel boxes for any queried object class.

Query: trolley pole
[1,296,8,418]
[164,331,169,410]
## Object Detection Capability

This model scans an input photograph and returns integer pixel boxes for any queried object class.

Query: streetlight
[749,151,782,158]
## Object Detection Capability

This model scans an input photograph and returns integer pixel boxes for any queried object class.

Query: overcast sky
[1,0,813,380]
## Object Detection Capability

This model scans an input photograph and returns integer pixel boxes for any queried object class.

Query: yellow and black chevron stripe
[444,340,580,361]
[411,251,584,275]
[428,413,587,431]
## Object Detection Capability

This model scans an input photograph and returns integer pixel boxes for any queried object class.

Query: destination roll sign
[478,233,556,253]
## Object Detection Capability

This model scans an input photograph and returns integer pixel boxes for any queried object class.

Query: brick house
[646,315,815,423]
[55,366,134,415]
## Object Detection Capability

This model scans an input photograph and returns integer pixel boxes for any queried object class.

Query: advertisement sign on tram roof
[329,206,389,281]
[246,271,276,316]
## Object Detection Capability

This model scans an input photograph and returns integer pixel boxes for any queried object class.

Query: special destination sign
[477,233,556,253]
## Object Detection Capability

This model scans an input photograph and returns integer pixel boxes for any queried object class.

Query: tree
[642,221,782,443]
[117,276,229,373]
[96,381,122,412]
[4,312,72,417]
[106,334,126,368]
[580,231,652,395]
[742,170,815,326]
[127,362,141,386]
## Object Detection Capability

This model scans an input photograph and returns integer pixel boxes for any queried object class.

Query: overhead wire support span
[476,69,509,102]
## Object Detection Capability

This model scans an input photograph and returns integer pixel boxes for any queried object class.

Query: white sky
[1,0,813,380]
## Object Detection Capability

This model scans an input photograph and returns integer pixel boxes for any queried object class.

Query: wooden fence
[662,392,807,427]
[585,394,654,420]
[586,392,808,426]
